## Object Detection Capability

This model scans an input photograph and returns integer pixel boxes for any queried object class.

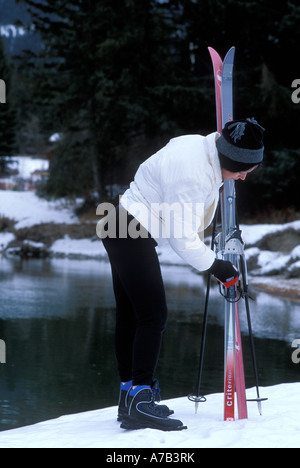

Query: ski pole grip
[208,259,239,287]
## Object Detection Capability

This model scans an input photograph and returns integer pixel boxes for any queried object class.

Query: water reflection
[0,257,299,431]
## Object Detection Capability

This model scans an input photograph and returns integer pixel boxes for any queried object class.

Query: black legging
[102,206,168,386]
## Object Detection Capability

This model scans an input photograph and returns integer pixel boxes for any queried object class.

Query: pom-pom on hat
[216,118,265,172]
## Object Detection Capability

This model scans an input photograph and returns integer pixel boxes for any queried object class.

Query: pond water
[0,256,299,431]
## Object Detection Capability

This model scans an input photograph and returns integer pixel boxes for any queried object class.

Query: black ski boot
[117,382,132,422]
[151,379,174,416]
[120,385,187,432]
[117,380,174,422]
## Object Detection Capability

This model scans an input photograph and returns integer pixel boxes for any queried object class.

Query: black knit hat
[216,118,265,172]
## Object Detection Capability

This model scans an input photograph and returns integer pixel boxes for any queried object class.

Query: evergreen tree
[19,0,204,198]
[179,0,300,214]
[17,0,300,213]
[0,38,17,174]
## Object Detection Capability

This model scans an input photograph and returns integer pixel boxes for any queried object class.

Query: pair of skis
[189,47,267,421]
[209,46,247,421]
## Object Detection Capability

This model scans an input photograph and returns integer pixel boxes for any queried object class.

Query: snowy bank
[0,188,299,296]
[50,236,107,260]
[0,190,77,230]
[0,156,49,191]
[240,221,300,246]
[0,383,299,448]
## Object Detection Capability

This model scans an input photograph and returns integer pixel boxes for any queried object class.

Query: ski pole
[188,274,210,413]
[240,255,268,415]
[188,210,219,413]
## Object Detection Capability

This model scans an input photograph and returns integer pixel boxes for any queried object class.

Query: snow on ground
[6,156,49,180]
[0,232,15,251]
[0,383,299,448]
[240,221,300,245]
[0,190,78,230]
[50,236,106,259]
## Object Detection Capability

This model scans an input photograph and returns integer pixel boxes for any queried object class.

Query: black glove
[208,259,239,288]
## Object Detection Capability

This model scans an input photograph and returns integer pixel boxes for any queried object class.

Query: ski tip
[208,46,222,61]
[208,46,235,65]
[224,46,236,62]
[208,46,235,54]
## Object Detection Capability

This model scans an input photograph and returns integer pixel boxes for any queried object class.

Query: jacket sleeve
[162,185,216,272]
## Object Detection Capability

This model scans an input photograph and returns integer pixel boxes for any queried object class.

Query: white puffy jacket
[121,132,223,271]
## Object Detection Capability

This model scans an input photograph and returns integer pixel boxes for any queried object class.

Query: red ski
[208,46,248,421]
